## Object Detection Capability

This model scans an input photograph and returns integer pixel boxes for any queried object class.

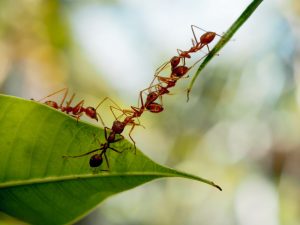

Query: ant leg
[123,107,139,117]
[109,105,130,120]
[102,151,110,169]
[191,38,196,47]
[109,146,123,153]
[149,61,171,87]
[191,25,202,45]
[135,85,155,108]
[156,60,170,72]
[135,117,145,129]
[97,113,106,128]
[37,88,68,103]
[176,48,183,55]
[189,53,209,70]
[93,98,114,128]
[71,113,82,123]
[72,99,84,114]
[206,44,210,53]
[93,97,109,127]
[137,87,147,108]
[63,148,102,158]
[155,61,171,77]
[192,25,223,39]
[97,97,126,120]
[138,83,161,104]
[98,97,123,112]
[128,124,137,153]
[152,84,164,106]
[156,76,175,83]
[104,127,110,141]
[62,90,73,108]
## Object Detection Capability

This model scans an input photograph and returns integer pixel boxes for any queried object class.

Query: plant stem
[187,0,264,101]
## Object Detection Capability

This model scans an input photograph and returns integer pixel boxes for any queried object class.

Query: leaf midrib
[0,172,178,189]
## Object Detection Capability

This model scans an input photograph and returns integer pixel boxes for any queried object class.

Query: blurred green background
[0,0,299,225]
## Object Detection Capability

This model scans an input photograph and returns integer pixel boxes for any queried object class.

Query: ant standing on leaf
[33,88,104,122]
[63,93,166,168]
[63,133,123,169]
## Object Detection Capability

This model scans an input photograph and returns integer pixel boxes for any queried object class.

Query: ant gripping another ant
[63,93,165,169]
[146,52,209,104]
[62,25,223,170]
[95,96,164,151]
[33,88,105,123]
[152,25,223,85]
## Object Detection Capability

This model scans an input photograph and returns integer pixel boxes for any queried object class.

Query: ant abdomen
[147,102,164,113]
[200,32,216,45]
[89,154,103,167]
[172,66,189,78]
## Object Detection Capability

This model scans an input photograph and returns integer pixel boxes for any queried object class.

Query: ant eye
[89,154,103,167]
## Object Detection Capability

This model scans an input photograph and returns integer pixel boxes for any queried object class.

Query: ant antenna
[191,25,223,38]
[63,147,103,159]
[36,88,68,102]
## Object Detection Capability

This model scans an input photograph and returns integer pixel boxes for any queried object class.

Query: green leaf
[0,94,221,225]
[187,0,264,99]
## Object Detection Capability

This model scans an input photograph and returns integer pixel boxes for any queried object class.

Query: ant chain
[65,25,219,168]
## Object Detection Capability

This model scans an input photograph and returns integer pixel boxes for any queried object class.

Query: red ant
[152,25,222,82]
[146,53,208,101]
[96,96,165,149]
[63,95,166,168]
[63,134,123,168]
[34,88,104,122]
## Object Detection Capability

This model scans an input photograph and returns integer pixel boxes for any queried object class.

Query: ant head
[112,120,125,134]
[170,56,181,68]
[200,32,216,45]
[89,154,103,167]
[86,107,98,121]
[45,101,59,109]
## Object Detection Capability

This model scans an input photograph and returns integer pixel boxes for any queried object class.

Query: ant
[152,25,222,83]
[34,88,104,122]
[146,53,208,101]
[96,96,164,151]
[63,133,123,168]
[64,93,166,168]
